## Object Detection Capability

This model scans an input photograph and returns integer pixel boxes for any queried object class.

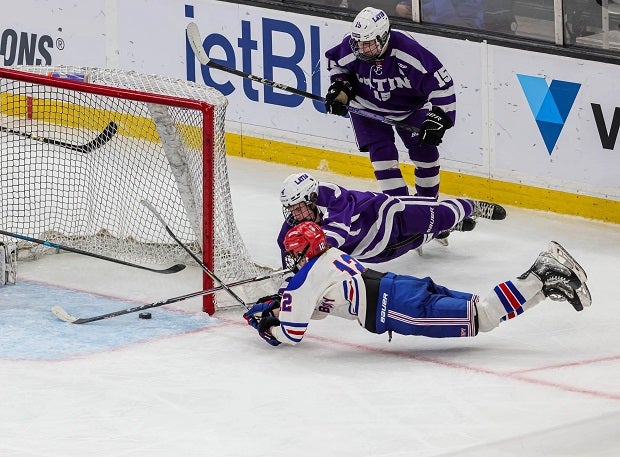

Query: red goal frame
[0,67,218,314]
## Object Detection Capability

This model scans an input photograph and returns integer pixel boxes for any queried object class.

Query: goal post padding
[0,66,279,313]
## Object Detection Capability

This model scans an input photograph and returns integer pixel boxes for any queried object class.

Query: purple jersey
[325,30,456,124]
[277,181,472,264]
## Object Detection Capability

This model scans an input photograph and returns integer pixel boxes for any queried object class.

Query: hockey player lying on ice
[246,222,591,347]
[276,172,506,266]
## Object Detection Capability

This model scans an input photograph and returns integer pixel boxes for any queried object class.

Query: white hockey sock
[477,275,545,332]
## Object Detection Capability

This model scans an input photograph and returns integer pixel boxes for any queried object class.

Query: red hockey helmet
[283,222,328,268]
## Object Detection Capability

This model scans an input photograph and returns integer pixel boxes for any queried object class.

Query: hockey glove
[419,106,453,146]
[258,315,282,346]
[325,80,355,116]
[243,297,281,329]
[256,294,282,305]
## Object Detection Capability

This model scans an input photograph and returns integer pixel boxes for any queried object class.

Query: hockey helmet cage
[283,222,327,265]
[349,7,391,61]
[280,173,319,207]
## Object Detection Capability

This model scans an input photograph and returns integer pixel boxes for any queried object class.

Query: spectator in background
[395,1,414,18]
[396,0,484,30]
[452,0,484,28]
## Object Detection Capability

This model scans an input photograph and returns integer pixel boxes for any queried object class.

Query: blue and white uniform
[269,247,548,346]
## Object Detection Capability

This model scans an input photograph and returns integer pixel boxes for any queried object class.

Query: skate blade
[547,241,588,283]
[576,282,592,309]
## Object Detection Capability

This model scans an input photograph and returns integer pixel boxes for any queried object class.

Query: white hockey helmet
[280,172,319,207]
[349,7,391,61]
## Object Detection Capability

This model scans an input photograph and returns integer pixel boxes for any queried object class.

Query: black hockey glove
[325,80,355,116]
[257,316,281,346]
[243,296,281,327]
[419,106,453,146]
[242,296,282,346]
[256,294,282,306]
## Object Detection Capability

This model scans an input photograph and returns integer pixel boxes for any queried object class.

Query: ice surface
[1,156,619,456]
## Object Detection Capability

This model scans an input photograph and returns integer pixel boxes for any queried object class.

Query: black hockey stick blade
[77,121,118,153]
[0,121,118,153]
[186,22,419,133]
[51,268,289,324]
[0,229,185,274]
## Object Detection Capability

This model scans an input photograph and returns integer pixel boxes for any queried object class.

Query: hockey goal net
[0,65,275,313]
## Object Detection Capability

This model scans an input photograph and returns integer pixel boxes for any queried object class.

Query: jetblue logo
[517,74,581,155]
[0,28,56,65]
[185,4,325,112]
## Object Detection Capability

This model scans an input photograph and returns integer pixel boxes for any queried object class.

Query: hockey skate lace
[475,202,494,219]
[545,275,574,301]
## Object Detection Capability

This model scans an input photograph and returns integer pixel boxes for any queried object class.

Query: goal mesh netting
[0,65,278,313]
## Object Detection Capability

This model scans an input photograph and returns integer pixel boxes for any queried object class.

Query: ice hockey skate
[469,200,506,220]
[518,241,591,311]
[435,217,477,246]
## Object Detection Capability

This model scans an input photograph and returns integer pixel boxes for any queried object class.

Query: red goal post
[0,65,277,314]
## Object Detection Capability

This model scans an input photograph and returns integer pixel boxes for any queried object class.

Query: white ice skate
[519,241,591,311]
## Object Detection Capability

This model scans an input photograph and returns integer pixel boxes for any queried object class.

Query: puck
[139,312,152,319]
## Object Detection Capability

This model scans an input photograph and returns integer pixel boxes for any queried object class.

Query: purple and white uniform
[277,181,472,265]
[325,30,456,197]
[270,247,548,345]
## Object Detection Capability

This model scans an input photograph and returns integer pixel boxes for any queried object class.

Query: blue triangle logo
[517,75,581,155]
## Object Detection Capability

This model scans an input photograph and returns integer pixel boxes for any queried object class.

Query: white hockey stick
[186,22,420,133]
[51,268,289,324]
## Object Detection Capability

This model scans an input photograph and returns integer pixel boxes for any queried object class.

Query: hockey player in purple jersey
[324,7,455,197]
[245,222,591,347]
[276,172,505,266]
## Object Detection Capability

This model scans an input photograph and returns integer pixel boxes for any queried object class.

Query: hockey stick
[0,121,118,153]
[141,200,252,310]
[186,22,420,134]
[378,233,423,258]
[51,268,289,324]
[0,229,185,274]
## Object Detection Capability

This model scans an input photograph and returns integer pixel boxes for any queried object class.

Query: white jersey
[271,247,369,345]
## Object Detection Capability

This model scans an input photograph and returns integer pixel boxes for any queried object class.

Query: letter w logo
[517,74,581,155]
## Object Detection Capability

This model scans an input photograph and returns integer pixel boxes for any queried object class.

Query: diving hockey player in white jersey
[244,222,591,346]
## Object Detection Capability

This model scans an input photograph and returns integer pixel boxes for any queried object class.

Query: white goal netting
[0,65,278,312]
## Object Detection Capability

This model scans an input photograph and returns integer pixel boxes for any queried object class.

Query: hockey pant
[363,270,477,338]
[362,270,547,338]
